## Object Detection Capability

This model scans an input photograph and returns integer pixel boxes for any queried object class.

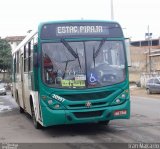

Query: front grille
[61,91,112,101]
[73,110,104,118]
[69,102,107,108]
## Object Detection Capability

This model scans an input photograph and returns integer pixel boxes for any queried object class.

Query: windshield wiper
[61,39,82,70]
[61,39,78,58]
[93,47,96,68]
[62,59,75,78]
[93,39,105,58]
[92,39,106,68]
[76,48,82,69]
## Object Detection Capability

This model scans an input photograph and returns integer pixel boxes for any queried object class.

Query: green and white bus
[12,20,130,129]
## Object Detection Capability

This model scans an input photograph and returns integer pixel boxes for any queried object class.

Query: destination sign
[40,22,123,39]
[56,26,106,36]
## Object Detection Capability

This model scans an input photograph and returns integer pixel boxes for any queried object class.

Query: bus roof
[38,20,120,26]
[12,30,37,55]
[13,20,123,54]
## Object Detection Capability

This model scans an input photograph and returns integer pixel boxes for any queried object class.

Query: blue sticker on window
[88,73,97,84]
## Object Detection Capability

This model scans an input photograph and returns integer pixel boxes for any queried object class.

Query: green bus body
[12,20,130,128]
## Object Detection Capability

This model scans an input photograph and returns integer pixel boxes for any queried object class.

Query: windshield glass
[42,40,126,89]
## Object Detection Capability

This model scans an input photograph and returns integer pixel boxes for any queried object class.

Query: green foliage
[0,39,12,72]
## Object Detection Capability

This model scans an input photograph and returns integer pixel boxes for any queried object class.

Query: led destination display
[56,26,105,35]
[41,22,123,39]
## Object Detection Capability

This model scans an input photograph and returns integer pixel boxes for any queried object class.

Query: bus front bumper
[41,100,130,127]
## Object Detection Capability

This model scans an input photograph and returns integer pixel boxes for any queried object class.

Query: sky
[0,0,160,41]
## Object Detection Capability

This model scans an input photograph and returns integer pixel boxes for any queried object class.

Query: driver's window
[43,54,57,84]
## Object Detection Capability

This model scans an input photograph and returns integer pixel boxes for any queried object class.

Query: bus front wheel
[31,104,43,129]
[98,120,110,125]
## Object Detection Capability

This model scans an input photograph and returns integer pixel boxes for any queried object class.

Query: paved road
[0,92,160,148]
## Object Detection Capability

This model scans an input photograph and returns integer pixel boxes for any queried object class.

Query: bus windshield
[42,40,126,89]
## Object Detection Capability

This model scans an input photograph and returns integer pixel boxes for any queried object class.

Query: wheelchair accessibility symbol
[89,73,97,83]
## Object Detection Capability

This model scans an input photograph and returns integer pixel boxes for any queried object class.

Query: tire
[146,88,151,94]
[98,120,110,125]
[20,106,24,113]
[31,104,43,129]
[16,92,24,113]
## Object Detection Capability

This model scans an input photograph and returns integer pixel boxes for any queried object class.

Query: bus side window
[24,44,29,72]
[28,41,34,72]
[16,51,20,74]
[28,42,31,71]
[13,55,16,82]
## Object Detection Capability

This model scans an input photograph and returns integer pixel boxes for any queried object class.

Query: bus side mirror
[125,38,131,67]
[33,44,39,67]
[33,52,39,67]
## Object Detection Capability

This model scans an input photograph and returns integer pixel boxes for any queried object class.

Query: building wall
[8,41,21,52]
[5,36,25,52]
[9,42,20,51]
[129,45,160,83]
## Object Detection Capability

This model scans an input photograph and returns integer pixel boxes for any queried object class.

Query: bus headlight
[42,97,64,110]
[111,90,129,106]
[121,94,126,98]
[48,100,53,105]
[53,104,60,109]
[48,99,64,110]
[115,98,121,104]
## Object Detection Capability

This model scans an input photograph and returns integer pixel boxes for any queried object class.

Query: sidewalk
[130,86,160,99]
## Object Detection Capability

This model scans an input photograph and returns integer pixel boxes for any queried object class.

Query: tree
[0,39,12,81]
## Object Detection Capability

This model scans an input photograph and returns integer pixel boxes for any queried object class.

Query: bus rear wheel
[31,104,43,129]
[20,106,24,113]
[16,92,24,113]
